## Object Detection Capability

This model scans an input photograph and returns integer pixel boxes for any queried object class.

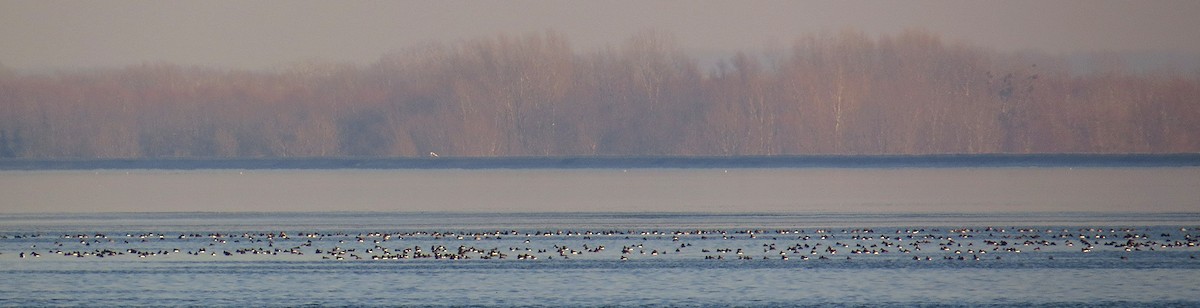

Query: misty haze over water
[3,167,1196,213]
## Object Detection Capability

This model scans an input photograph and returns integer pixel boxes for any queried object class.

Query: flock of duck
[2,226,1198,262]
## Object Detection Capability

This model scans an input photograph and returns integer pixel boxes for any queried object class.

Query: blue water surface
[1,212,1198,307]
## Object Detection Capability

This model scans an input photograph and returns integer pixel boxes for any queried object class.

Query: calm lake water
[1,167,1198,306]
[2,167,1199,213]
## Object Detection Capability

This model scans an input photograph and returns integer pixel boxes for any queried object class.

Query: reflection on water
[2,167,1198,213]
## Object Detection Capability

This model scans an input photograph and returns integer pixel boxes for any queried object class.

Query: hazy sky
[2,0,1200,70]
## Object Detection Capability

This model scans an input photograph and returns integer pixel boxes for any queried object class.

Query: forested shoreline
[1,30,1197,158]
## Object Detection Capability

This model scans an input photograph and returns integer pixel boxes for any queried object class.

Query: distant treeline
[1,30,1197,158]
